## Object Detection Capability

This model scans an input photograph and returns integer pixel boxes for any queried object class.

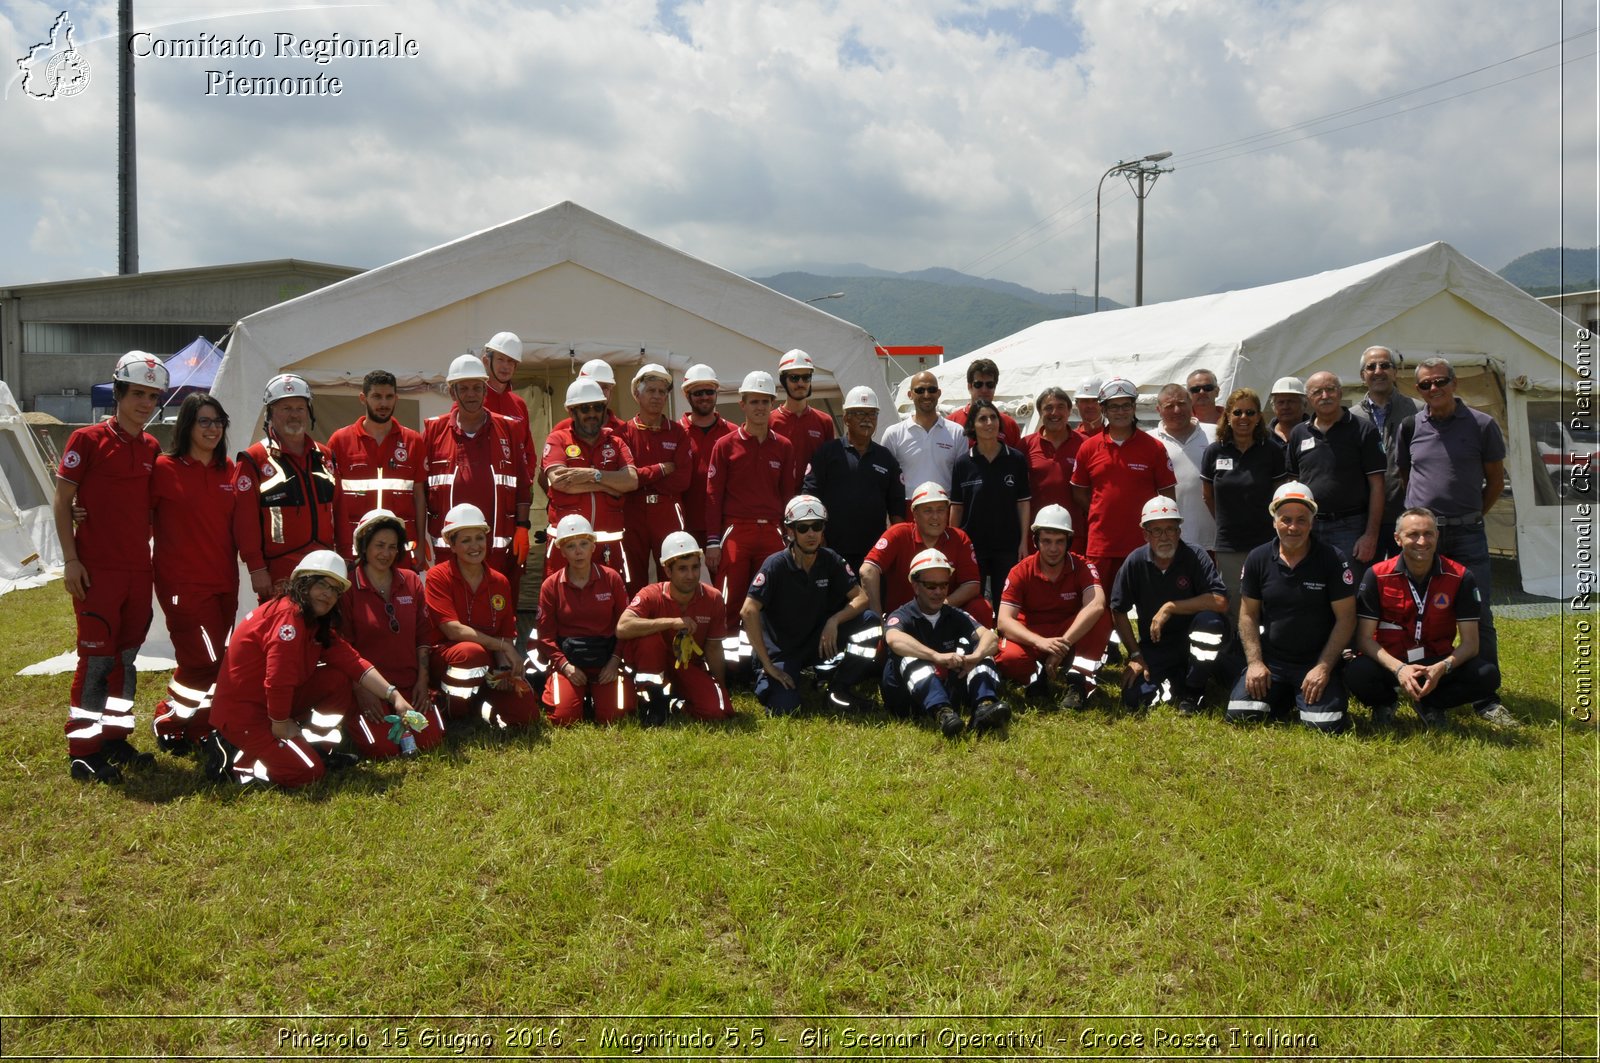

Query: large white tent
[213,200,890,439]
[905,242,1585,598]
[0,381,62,594]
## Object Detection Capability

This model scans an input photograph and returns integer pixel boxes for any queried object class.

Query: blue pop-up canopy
[90,336,225,409]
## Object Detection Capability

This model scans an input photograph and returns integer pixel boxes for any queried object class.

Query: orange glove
[513,526,532,565]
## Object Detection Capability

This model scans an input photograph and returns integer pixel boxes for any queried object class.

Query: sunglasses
[1417,378,1452,391]
[912,386,940,395]
[785,374,813,384]
[1230,408,1260,417]
[915,580,951,591]
[1188,383,1217,394]
[970,380,997,390]
[573,402,607,413]
[687,388,717,399]
[383,600,399,634]
[790,521,825,534]
[1363,361,1395,372]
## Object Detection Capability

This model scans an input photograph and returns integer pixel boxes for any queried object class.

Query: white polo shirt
[879,415,967,499]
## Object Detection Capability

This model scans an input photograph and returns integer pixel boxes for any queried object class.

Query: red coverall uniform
[679,413,736,546]
[618,415,693,590]
[234,435,338,597]
[541,425,635,579]
[535,563,634,725]
[623,581,734,720]
[57,420,159,758]
[1069,428,1177,592]
[425,558,539,728]
[340,565,444,757]
[422,410,532,588]
[704,426,795,630]
[1021,430,1087,553]
[151,453,243,745]
[328,418,426,568]
[209,596,370,789]
[483,383,539,467]
[994,551,1110,691]
[769,404,836,486]
[862,522,995,627]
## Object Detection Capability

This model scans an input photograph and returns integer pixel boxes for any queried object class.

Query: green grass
[0,583,1593,1059]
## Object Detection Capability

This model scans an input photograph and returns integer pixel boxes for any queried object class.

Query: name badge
[1406,646,1425,662]
[1215,458,1235,471]
[1300,438,1315,451]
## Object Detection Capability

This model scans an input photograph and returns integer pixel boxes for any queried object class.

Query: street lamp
[805,292,846,304]
[1093,150,1174,311]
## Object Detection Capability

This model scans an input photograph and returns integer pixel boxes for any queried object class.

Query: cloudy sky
[1,0,1594,306]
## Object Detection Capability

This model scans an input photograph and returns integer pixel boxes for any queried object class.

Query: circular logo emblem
[565,444,581,458]
[277,624,297,642]
[236,475,253,491]
[393,445,408,462]
[62,450,81,469]
[874,537,888,551]
[1342,569,1355,585]
[751,572,766,589]
[44,49,91,98]
[491,594,507,611]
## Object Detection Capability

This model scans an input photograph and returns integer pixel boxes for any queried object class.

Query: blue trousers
[1121,611,1226,709]
[1437,522,1496,669]
[754,612,882,715]
[881,653,1000,718]
[1226,658,1350,733]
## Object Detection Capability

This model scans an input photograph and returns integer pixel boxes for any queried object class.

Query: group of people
[52,339,1517,789]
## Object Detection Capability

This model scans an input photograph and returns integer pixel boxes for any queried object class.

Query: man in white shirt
[1150,383,1217,553]
[880,370,966,498]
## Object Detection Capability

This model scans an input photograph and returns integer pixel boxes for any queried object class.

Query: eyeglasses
[383,600,399,634]
[1230,408,1260,417]
[1363,361,1395,372]
[196,417,227,428]
[915,580,951,591]
[785,373,813,384]
[912,386,940,395]
[1102,401,1135,412]
[1417,378,1452,391]
[1188,383,1217,394]
[790,521,825,534]
[688,388,717,399]
[970,380,997,390]
[573,402,607,413]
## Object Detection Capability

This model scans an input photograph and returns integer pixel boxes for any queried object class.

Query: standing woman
[949,400,1032,613]
[1201,387,1288,626]
[425,503,539,730]
[150,393,243,756]
[341,509,441,757]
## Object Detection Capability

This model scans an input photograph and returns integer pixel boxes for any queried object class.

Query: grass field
[0,581,1594,1060]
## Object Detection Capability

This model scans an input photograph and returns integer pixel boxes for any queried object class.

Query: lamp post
[1093,151,1173,311]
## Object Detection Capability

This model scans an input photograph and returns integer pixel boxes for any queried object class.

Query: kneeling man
[617,531,734,724]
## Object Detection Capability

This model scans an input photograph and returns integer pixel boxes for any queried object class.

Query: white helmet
[578,359,616,386]
[1139,496,1183,527]
[1098,377,1139,403]
[783,494,827,525]
[1271,375,1307,398]
[659,530,703,564]
[1077,375,1103,400]
[263,372,311,406]
[113,351,170,391]
[738,370,777,397]
[353,507,406,546]
[447,353,489,384]
[554,514,596,543]
[565,378,607,408]
[484,331,522,362]
[292,549,352,593]
[908,548,954,582]
[909,481,951,509]
[1269,480,1319,517]
[631,363,672,391]
[681,364,719,392]
[440,503,490,539]
[778,348,815,375]
[1031,504,1074,535]
[843,385,880,411]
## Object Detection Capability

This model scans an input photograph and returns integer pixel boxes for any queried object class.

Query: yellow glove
[672,628,704,667]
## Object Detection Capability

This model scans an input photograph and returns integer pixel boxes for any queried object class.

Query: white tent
[905,242,1586,598]
[0,381,63,594]
[213,201,890,438]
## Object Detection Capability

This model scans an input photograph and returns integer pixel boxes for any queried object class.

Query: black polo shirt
[1201,437,1287,551]
[950,444,1032,553]
[747,546,859,660]
[801,438,905,565]
[1109,542,1226,658]
[1285,409,1385,519]
[1241,537,1356,668]
[885,600,981,655]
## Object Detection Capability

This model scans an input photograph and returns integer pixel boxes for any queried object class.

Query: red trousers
[630,636,733,720]
[66,567,154,758]
[431,642,539,728]
[349,699,447,758]
[995,611,1111,690]
[152,586,237,743]
[621,499,686,592]
[214,667,355,789]
[716,520,785,626]
[543,666,637,726]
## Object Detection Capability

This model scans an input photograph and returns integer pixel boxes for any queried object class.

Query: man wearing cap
[1150,383,1218,555]
[1268,377,1309,447]
[704,371,797,665]
[1074,376,1104,435]
[861,481,994,627]
[617,531,734,723]
[1287,371,1386,568]
[1070,377,1177,594]
[534,515,634,726]
[1349,346,1418,561]
[1226,481,1358,733]
[946,358,1022,445]
[1109,497,1229,716]
[1348,507,1517,728]
[882,548,1009,737]
[1020,387,1086,553]
[619,364,693,590]
[479,331,539,460]
[1186,369,1223,427]
[993,505,1109,709]
[237,373,338,602]
[542,378,638,581]
[801,385,905,573]
[329,369,428,569]
[768,349,838,485]
[678,364,736,549]
[53,351,167,782]
[1397,356,1508,693]
[423,354,533,586]
[879,369,966,497]
[740,495,881,715]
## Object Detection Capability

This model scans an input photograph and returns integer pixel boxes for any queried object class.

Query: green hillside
[1499,246,1598,294]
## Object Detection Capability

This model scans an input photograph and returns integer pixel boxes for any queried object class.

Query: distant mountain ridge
[1499,247,1598,296]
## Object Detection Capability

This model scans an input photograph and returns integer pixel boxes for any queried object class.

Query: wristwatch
[383,683,397,704]
[591,468,602,483]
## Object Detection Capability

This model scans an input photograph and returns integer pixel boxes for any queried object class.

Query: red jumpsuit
[994,551,1110,690]
[150,453,243,745]
[704,426,795,628]
[862,522,995,627]
[769,404,836,486]
[340,565,445,757]
[679,413,736,546]
[57,420,159,758]
[482,383,539,467]
[540,425,634,579]
[425,557,539,728]
[234,435,337,597]
[1069,428,1177,592]
[535,563,634,725]
[422,411,531,588]
[209,596,369,789]
[1021,430,1087,553]
[618,415,693,590]
[623,581,733,720]
[327,418,426,568]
